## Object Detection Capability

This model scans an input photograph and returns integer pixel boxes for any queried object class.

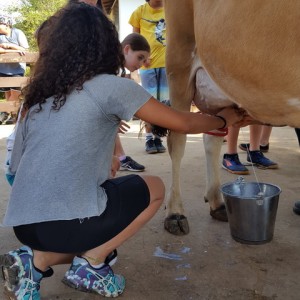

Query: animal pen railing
[0,52,38,115]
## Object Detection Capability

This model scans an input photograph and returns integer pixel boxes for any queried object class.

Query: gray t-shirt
[2,74,151,226]
[0,28,29,75]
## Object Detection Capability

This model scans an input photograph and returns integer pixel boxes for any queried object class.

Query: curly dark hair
[23,3,124,112]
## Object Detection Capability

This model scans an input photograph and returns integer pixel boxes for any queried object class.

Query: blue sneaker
[0,246,53,300]
[247,151,278,169]
[154,138,166,153]
[145,139,158,154]
[222,153,249,175]
[62,256,125,297]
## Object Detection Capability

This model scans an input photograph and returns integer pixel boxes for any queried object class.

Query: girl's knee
[141,175,165,202]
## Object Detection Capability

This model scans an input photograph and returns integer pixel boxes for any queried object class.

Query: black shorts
[13,175,150,253]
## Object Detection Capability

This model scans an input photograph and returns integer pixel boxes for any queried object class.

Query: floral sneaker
[0,246,53,300]
[62,256,125,298]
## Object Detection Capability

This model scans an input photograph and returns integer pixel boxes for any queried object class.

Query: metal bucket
[220,179,281,244]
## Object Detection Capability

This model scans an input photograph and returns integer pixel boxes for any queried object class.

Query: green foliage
[10,0,68,50]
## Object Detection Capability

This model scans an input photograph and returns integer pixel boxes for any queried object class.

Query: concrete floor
[0,122,299,300]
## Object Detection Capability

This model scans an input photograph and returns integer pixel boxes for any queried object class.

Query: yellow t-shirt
[129,3,166,69]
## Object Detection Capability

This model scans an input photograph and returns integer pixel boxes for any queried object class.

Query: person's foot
[145,139,158,154]
[154,138,166,153]
[62,256,125,297]
[247,151,278,169]
[293,201,300,215]
[239,143,269,153]
[0,246,53,300]
[120,156,145,172]
[222,153,250,175]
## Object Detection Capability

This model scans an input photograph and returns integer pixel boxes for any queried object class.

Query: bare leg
[249,124,262,151]
[32,175,164,270]
[83,175,164,262]
[114,134,125,158]
[226,126,240,154]
[260,125,272,146]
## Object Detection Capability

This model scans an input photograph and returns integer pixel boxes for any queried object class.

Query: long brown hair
[23,3,124,113]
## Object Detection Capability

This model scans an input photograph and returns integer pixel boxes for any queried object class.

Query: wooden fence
[0,52,38,113]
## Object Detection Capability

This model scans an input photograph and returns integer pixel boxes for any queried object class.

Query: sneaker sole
[61,277,123,298]
[222,165,250,175]
[3,287,18,300]
[0,254,18,287]
[146,150,158,154]
[249,163,279,170]
[120,166,145,172]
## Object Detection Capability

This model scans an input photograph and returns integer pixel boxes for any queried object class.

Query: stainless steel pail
[220,181,281,244]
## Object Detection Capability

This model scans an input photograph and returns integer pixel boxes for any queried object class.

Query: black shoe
[120,156,145,172]
[145,139,158,154]
[154,138,166,153]
[293,201,300,215]
[104,249,118,266]
[239,143,269,153]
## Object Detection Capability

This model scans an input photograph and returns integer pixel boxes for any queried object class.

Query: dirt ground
[0,122,299,300]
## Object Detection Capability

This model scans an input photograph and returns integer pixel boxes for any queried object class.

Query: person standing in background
[0,15,29,124]
[129,0,169,154]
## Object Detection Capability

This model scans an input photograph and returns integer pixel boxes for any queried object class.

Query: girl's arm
[134,97,243,134]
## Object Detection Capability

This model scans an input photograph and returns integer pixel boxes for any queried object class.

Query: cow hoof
[210,204,228,222]
[164,214,189,235]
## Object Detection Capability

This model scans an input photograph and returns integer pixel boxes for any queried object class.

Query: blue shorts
[139,68,169,101]
[13,175,150,253]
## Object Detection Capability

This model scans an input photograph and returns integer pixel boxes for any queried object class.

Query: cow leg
[203,133,228,222]
[164,0,195,235]
[164,132,189,235]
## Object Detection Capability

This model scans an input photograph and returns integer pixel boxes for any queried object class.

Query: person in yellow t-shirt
[129,0,169,154]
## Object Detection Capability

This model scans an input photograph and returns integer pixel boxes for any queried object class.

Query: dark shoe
[239,143,269,153]
[145,139,158,154]
[120,156,145,172]
[247,151,278,169]
[154,138,166,153]
[104,249,118,266]
[222,153,249,175]
[293,201,300,215]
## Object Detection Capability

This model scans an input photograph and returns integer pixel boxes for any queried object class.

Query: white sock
[90,262,105,269]
[146,133,153,141]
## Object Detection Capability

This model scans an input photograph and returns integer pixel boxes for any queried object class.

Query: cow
[163,0,300,235]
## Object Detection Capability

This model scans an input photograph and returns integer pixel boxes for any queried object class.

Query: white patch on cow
[288,98,300,109]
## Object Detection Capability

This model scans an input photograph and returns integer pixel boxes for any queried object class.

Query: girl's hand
[118,121,130,134]
[0,43,9,49]
[216,107,244,127]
